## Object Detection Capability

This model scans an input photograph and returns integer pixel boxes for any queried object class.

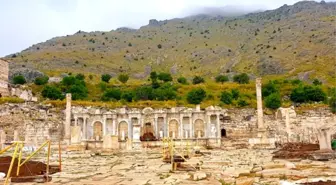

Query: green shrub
[231,89,240,100]
[34,76,49,85]
[61,76,78,86]
[118,73,129,84]
[290,85,326,103]
[329,96,336,113]
[233,73,249,84]
[101,74,112,83]
[220,91,233,105]
[291,79,302,85]
[67,84,88,100]
[215,75,229,83]
[177,77,188,84]
[150,71,158,81]
[101,88,121,101]
[42,85,64,100]
[192,76,205,84]
[134,86,155,101]
[158,72,172,82]
[151,80,160,89]
[75,73,85,81]
[13,75,26,85]
[154,85,177,101]
[89,75,93,80]
[265,93,282,109]
[262,81,279,97]
[312,79,322,86]
[121,91,134,102]
[99,82,108,91]
[237,98,249,107]
[187,88,206,104]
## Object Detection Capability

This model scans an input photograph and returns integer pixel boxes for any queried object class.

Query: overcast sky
[0,0,331,57]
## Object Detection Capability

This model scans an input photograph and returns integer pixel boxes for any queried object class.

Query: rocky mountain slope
[4,1,336,84]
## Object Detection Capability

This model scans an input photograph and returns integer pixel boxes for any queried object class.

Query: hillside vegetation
[4,1,336,86]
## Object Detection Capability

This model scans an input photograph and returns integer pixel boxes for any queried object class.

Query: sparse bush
[177,77,188,84]
[13,75,26,85]
[158,72,172,82]
[34,76,49,85]
[265,93,282,109]
[157,44,162,49]
[89,75,93,80]
[220,91,233,105]
[128,42,132,47]
[101,74,112,83]
[187,88,206,104]
[42,85,64,100]
[291,79,302,85]
[215,75,229,83]
[118,73,129,84]
[233,73,249,84]
[192,76,205,84]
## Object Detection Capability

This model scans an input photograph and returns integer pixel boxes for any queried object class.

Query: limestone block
[71,126,81,144]
[192,172,207,181]
[235,177,254,185]
[103,135,119,150]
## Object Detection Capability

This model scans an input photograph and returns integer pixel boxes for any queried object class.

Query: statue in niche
[211,125,216,137]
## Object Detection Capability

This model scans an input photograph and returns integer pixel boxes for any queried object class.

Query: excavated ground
[273,143,320,159]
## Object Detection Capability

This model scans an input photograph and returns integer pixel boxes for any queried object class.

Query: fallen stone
[193,172,207,181]
[235,177,254,185]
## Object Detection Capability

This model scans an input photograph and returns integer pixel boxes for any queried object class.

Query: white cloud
[0,0,332,57]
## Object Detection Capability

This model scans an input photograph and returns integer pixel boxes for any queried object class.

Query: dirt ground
[0,148,335,185]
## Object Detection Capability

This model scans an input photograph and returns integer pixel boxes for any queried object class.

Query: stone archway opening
[221,129,227,138]
[93,121,103,140]
[140,122,156,141]
[194,119,205,138]
[118,121,128,141]
[169,120,179,138]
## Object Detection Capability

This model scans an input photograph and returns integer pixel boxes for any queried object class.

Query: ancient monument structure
[0,59,9,97]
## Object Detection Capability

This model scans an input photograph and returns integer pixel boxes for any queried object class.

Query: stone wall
[0,59,9,97]
[0,103,63,145]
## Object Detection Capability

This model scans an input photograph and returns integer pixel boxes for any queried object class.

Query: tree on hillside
[75,73,85,81]
[101,74,112,83]
[192,76,205,84]
[215,75,229,83]
[150,72,158,81]
[42,85,64,100]
[118,73,129,84]
[220,91,233,105]
[158,72,172,82]
[265,93,282,109]
[233,73,249,84]
[187,88,206,104]
[177,77,188,84]
[34,76,49,85]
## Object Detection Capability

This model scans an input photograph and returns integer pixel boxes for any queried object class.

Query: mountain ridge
[4,0,336,84]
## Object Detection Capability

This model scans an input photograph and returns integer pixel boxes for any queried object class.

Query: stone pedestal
[70,126,81,144]
[0,130,6,149]
[13,130,19,141]
[103,135,119,150]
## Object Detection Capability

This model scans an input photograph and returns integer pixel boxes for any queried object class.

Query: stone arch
[118,121,128,140]
[168,119,179,138]
[93,121,103,140]
[221,128,227,138]
[194,119,205,138]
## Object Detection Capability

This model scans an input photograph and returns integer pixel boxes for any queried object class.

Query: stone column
[154,116,157,138]
[128,117,132,140]
[285,109,291,137]
[1,130,6,149]
[103,115,106,136]
[180,115,184,138]
[83,117,87,140]
[317,129,332,150]
[112,118,116,135]
[64,93,72,140]
[189,116,193,138]
[207,115,211,138]
[216,114,220,138]
[163,116,167,138]
[74,117,78,126]
[256,78,264,129]
[13,130,19,141]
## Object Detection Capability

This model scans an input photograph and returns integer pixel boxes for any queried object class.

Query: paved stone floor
[3,149,336,185]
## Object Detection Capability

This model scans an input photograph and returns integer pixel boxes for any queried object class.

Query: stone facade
[0,59,9,97]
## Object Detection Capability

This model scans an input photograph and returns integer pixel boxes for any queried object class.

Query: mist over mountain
[182,5,266,17]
